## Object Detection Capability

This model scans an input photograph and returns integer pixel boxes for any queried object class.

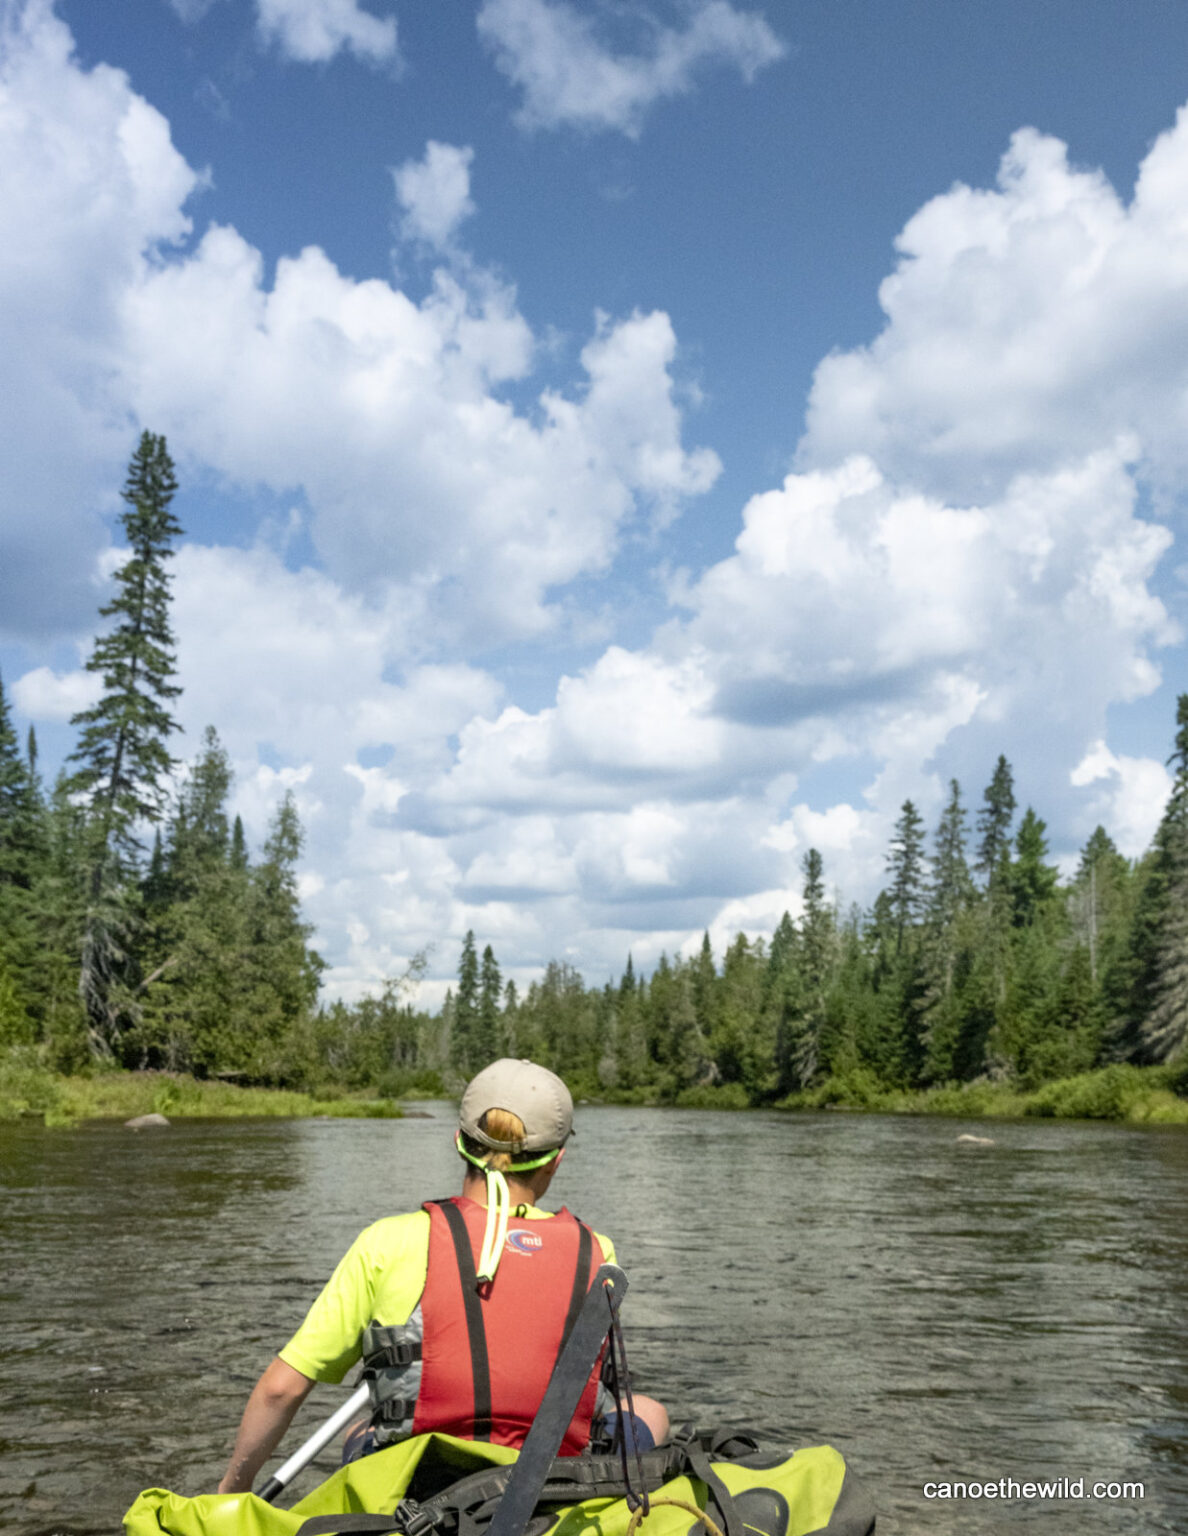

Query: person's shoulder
[360,1209,431,1239]
[352,1209,431,1260]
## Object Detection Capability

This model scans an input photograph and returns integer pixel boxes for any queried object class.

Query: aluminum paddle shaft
[258,1381,372,1504]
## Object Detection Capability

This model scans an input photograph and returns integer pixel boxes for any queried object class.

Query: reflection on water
[3,1108,1187,1535]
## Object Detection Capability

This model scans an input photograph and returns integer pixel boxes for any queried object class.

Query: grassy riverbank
[598,1063,1188,1123]
[0,1049,403,1127]
[4,1046,1186,1127]
[776,1061,1188,1124]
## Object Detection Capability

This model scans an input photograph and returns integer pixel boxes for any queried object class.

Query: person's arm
[217,1356,315,1494]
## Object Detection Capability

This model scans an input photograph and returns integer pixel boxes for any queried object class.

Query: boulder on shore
[125,1112,171,1129]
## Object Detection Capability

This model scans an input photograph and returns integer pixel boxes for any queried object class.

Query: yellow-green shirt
[280,1207,615,1384]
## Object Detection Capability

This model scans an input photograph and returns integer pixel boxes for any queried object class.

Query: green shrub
[0,1045,66,1120]
[1166,1057,1188,1100]
[674,1081,751,1110]
[1027,1064,1148,1120]
[372,1066,447,1099]
[807,1068,892,1110]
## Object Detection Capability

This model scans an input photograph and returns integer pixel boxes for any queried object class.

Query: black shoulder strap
[559,1219,594,1354]
[433,1199,493,1441]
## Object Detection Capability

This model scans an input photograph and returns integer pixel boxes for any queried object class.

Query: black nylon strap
[559,1220,594,1353]
[682,1441,744,1536]
[413,1443,679,1530]
[436,1200,493,1441]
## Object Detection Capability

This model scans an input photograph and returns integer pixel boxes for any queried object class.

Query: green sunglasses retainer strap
[454,1131,561,1282]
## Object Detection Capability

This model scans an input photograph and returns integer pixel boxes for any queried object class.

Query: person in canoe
[217,1058,669,1493]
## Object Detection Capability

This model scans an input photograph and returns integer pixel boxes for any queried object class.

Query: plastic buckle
[670,1421,697,1452]
[396,1500,438,1536]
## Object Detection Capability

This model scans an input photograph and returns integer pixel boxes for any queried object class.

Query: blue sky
[3,0,1188,1003]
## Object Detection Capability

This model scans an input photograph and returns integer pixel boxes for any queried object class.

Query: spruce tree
[0,670,40,888]
[976,755,1016,885]
[25,773,90,1063]
[783,850,834,1088]
[251,791,322,1037]
[1011,808,1060,927]
[70,432,183,856]
[478,943,502,1065]
[666,967,708,1090]
[136,729,255,1072]
[1070,827,1129,988]
[887,799,927,946]
[68,432,183,1057]
[453,930,479,1073]
[0,670,41,1032]
[767,911,801,1094]
[612,982,648,1089]
[713,935,767,1092]
[975,755,1016,1013]
[1137,695,1188,1061]
[927,780,974,928]
[692,931,718,1043]
[502,979,520,1056]
[918,781,974,1082]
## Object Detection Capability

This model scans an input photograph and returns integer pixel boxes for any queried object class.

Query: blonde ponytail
[475,1107,527,1171]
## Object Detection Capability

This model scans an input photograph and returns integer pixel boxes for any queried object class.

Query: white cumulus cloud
[394,141,476,251]
[256,0,397,65]
[477,0,785,137]
[4,1,1188,1001]
[0,4,720,653]
[800,116,1188,507]
[0,0,201,636]
[11,665,103,722]
[120,239,718,641]
[1069,741,1173,858]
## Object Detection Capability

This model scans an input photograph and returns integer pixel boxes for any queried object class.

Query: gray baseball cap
[458,1058,574,1153]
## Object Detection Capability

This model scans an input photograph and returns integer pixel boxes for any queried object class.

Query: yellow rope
[624,1497,726,1536]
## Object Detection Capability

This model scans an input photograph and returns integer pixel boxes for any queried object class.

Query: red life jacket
[411,1197,602,1455]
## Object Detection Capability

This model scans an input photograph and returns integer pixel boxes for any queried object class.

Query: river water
[3,1106,1187,1535]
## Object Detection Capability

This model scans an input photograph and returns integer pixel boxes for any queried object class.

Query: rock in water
[125,1113,171,1129]
[955,1132,995,1146]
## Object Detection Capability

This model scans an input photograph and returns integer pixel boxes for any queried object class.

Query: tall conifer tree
[68,432,183,1057]
[478,943,502,1064]
[1137,695,1188,1061]
[453,930,479,1073]
[887,799,927,946]
[976,755,1017,884]
[1070,827,1129,988]
[974,755,1017,1014]
[0,670,41,1032]
[1011,809,1060,927]
[918,780,974,1081]
[783,849,834,1088]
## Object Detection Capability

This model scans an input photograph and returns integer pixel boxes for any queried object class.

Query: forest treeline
[2,435,1187,1108]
